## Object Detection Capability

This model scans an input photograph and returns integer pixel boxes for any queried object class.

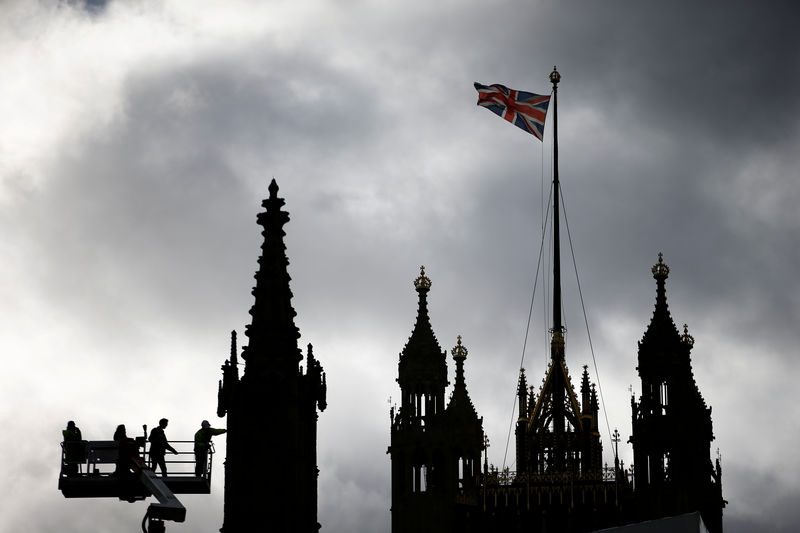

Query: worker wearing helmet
[194,420,226,477]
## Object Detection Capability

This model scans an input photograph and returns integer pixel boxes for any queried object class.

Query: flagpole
[548,66,567,452]
[550,66,562,335]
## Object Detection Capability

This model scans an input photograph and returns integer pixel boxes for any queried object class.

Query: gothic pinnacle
[414,265,432,291]
[652,252,670,279]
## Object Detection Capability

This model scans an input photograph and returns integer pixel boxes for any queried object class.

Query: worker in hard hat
[194,420,226,477]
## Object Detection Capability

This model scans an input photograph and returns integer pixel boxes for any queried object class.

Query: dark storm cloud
[457,1,800,361]
[14,38,392,335]
[61,0,109,15]
[3,1,799,532]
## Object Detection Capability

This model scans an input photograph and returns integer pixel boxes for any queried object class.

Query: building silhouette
[388,267,485,533]
[207,180,723,532]
[629,253,725,531]
[216,179,327,532]
[389,256,725,532]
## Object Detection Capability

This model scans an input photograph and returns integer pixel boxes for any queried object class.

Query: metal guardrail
[60,440,215,480]
[483,466,621,486]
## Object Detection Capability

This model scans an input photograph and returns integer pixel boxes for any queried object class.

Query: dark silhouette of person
[63,420,82,441]
[148,418,178,476]
[112,424,146,502]
[113,424,143,477]
[61,421,85,476]
[194,420,226,477]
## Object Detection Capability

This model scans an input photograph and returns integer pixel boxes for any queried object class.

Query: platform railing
[482,465,621,486]
[60,439,215,480]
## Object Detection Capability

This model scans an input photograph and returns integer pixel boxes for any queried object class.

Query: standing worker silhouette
[194,420,226,477]
[61,421,84,476]
[148,418,178,476]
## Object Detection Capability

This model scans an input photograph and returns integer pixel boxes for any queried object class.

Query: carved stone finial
[414,265,432,291]
[268,178,279,198]
[452,335,468,360]
[681,323,695,347]
[652,252,670,279]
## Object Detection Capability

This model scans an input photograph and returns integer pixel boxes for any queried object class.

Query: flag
[474,82,551,141]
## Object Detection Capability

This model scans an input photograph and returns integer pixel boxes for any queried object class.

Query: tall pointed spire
[229,330,239,368]
[517,368,528,418]
[581,365,591,415]
[445,335,479,420]
[410,266,434,344]
[397,266,448,399]
[241,179,302,375]
[515,368,530,473]
[218,181,326,533]
[217,330,240,418]
[640,252,681,348]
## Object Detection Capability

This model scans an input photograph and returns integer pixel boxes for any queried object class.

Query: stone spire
[581,365,591,415]
[217,330,239,418]
[218,181,326,533]
[397,266,447,396]
[445,336,479,421]
[517,368,529,419]
[241,179,302,376]
[640,252,681,349]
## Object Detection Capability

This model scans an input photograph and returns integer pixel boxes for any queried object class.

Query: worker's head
[159,418,168,428]
[201,420,210,428]
[66,421,76,429]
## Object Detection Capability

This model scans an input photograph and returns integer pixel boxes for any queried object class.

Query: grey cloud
[2,1,799,531]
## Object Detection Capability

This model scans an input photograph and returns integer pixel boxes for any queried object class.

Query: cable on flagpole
[560,183,613,446]
[500,181,552,471]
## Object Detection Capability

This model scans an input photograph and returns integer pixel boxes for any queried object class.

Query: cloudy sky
[1,0,799,531]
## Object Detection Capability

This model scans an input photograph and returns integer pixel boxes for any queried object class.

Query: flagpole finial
[550,66,561,89]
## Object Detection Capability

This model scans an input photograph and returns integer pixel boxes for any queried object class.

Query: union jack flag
[474,82,551,141]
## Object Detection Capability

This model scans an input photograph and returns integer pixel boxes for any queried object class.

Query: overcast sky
[1,1,799,532]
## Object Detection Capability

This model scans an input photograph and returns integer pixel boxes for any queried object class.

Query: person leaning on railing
[194,420,226,477]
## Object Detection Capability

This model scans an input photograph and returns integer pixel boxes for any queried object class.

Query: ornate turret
[638,253,681,356]
[217,180,326,533]
[390,268,484,533]
[396,266,448,422]
[630,253,724,532]
[444,336,484,498]
[445,336,479,421]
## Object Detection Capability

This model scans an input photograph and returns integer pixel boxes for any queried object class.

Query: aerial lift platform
[59,427,216,532]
